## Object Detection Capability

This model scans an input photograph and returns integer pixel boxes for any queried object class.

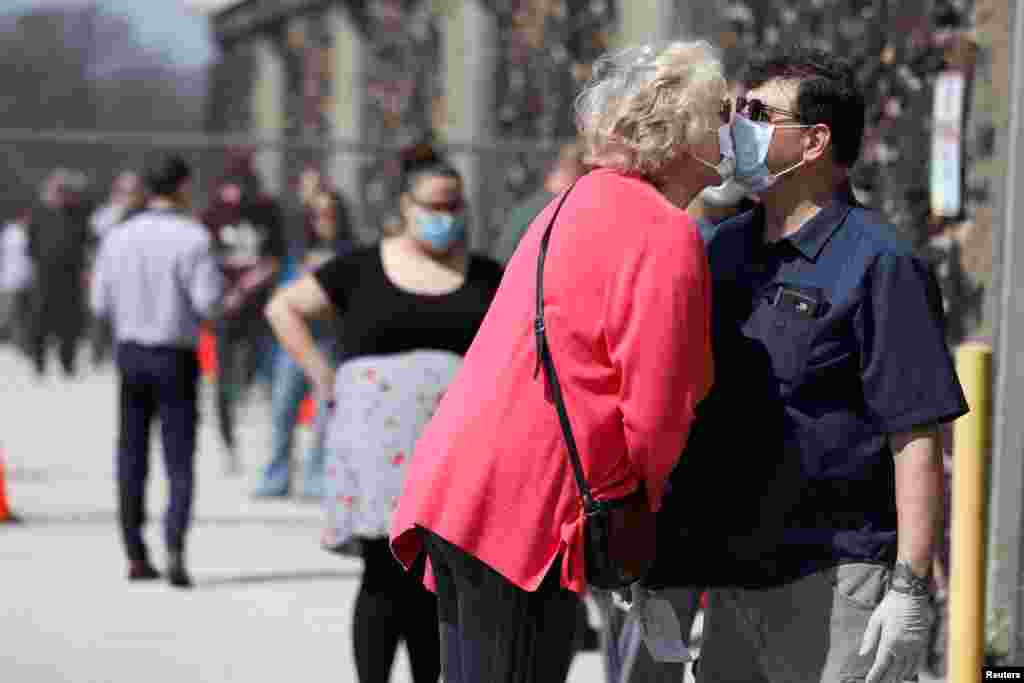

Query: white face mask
[699,178,750,208]
[690,125,736,183]
[731,115,812,193]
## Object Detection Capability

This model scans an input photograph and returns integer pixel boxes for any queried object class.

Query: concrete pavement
[0,346,606,683]
[1,346,946,683]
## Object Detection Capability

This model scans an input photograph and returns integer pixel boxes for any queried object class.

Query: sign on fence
[931,69,966,218]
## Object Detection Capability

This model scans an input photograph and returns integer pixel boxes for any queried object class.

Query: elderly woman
[390,40,731,683]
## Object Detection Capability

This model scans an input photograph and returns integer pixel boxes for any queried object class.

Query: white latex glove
[629,584,691,663]
[858,589,935,683]
[611,586,635,612]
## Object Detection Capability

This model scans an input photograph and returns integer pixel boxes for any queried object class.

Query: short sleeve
[855,251,968,433]
[313,251,358,316]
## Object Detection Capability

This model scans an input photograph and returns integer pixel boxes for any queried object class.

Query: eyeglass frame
[721,96,804,124]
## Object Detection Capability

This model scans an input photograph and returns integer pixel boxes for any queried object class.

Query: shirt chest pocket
[743,302,817,382]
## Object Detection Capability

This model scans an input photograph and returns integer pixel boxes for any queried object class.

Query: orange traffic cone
[0,447,17,523]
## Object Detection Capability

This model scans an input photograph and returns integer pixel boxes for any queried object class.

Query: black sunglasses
[719,99,733,125]
[732,96,803,124]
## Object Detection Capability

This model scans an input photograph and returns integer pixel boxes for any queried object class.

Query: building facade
[201,0,990,343]
[201,0,715,245]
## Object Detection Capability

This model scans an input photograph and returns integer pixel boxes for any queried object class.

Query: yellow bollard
[949,342,993,682]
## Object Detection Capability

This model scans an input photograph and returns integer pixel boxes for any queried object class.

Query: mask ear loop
[766,124,814,181]
[768,158,807,180]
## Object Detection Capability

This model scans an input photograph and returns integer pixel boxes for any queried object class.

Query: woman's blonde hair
[575,40,727,179]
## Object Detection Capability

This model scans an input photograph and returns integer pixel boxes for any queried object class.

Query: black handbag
[533,182,657,590]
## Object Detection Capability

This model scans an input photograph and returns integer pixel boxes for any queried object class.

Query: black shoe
[128,560,160,581]
[167,553,193,589]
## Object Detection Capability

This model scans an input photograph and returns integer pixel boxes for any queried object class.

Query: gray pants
[697,564,906,683]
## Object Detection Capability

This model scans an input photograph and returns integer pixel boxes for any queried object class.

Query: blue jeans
[257,348,328,496]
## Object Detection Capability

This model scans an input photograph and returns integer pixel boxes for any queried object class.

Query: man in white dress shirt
[90,156,225,588]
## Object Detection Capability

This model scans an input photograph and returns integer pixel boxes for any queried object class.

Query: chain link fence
[0,127,990,347]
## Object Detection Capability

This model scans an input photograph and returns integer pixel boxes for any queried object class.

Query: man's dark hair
[145,155,192,197]
[741,48,865,168]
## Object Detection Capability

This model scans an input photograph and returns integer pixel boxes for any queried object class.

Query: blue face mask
[415,210,467,252]
[731,115,812,193]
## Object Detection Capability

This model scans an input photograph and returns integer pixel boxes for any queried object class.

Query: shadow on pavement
[9,511,323,528]
[199,568,361,588]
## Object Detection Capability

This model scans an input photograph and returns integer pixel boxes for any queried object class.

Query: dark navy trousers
[116,342,199,562]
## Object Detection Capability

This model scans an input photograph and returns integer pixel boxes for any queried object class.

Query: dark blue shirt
[650,185,967,589]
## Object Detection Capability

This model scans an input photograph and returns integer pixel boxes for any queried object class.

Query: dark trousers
[214,312,272,453]
[354,538,440,683]
[116,342,199,562]
[421,530,579,683]
[29,287,84,377]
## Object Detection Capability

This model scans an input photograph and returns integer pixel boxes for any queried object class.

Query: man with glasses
[650,48,967,682]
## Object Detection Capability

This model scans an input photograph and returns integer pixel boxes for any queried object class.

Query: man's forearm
[891,426,944,579]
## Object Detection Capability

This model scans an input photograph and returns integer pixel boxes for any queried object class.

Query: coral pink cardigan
[391,168,713,593]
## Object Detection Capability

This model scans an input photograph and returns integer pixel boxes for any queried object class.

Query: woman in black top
[266,145,502,683]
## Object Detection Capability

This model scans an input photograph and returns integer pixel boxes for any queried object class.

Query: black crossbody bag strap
[533,180,598,515]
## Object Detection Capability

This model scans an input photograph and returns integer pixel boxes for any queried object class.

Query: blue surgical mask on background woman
[414,208,467,252]
[731,115,812,193]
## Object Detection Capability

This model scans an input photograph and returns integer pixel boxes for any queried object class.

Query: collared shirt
[90,203,128,240]
[650,183,968,590]
[90,208,224,349]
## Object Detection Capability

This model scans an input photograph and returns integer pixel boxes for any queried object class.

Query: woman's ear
[805,123,832,163]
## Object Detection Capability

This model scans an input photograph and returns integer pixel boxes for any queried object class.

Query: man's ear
[805,123,832,163]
